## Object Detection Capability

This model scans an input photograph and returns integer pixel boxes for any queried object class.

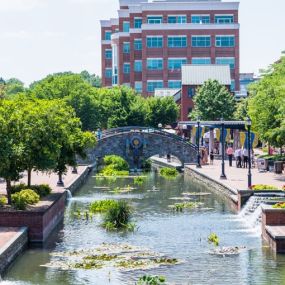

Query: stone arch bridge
[86,127,198,169]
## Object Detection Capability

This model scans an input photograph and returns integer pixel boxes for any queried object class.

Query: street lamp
[246,117,252,188]
[196,117,201,168]
[220,118,227,179]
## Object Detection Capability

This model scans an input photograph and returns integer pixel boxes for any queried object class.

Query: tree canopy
[248,56,285,147]
[190,79,236,120]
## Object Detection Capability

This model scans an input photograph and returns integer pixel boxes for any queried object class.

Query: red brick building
[101,0,240,96]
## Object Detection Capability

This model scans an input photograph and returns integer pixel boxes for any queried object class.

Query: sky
[0,0,284,85]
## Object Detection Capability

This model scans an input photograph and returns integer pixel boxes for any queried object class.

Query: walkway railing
[99,126,198,150]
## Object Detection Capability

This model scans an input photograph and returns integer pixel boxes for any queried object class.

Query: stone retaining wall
[184,167,239,212]
[0,227,28,276]
[66,166,92,194]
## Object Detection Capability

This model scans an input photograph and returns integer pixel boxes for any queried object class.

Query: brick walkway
[0,166,88,196]
[186,160,285,191]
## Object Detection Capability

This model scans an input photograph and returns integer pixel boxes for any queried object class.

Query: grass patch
[208,233,219,246]
[134,176,146,185]
[89,200,118,213]
[159,167,179,179]
[102,200,135,231]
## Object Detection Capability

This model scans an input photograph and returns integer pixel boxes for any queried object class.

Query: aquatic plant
[134,176,146,185]
[0,196,7,207]
[99,155,129,177]
[102,200,134,231]
[159,167,178,179]
[141,159,152,171]
[208,233,219,246]
[169,202,203,212]
[11,189,40,210]
[137,275,166,285]
[89,199,119,213]
[73,260,103,269]
[273,202,285,209]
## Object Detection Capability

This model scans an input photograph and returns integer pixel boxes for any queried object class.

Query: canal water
[3,172,285,285]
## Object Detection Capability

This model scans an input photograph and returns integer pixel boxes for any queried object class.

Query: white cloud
[0,0,46,11]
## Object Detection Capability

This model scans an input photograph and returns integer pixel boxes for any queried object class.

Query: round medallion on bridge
[131,136,143,149]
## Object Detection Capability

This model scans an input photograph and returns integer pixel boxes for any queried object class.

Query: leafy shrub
[160,167,179,179]
[208,233,219,246]
[102,200,134,231]
[103,155,129,171]
[273,203,285,209]
[89,200,119,213]
[138,275,166,285]
[11,183,51,197]
[0,196,7,207]
[99,166,129,177]
[12,189,40,210]
[134,176,146,185]
[250,184,279,191]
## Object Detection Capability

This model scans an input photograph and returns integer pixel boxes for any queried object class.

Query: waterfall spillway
[239,196,269,229]
[66,189,73,200]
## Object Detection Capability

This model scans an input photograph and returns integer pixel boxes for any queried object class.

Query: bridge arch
[87,127,198,169]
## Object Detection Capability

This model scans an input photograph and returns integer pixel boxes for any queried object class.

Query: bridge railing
[100,126,198,150]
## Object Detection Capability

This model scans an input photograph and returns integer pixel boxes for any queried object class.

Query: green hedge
[0,196,7,207]
[12,189,40,210]
[11,183,52,197]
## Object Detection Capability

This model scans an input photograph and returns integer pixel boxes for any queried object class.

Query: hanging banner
[191,127,196,140]
[244,132,256,149]
[253,133,259,148]
[240,132,246,147]
[195,127,203,140]
[226,129,231,142]
[201,127,205,138]
[216,128,221,141]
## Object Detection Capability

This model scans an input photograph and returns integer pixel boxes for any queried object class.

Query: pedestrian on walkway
[243,148,249,168]
[96,128,102,140]
[210,150,214,165]
[235,148,242,168]
[227,145,234,167]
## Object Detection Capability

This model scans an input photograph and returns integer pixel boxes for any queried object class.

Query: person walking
[210,150,214,165]
[243,148,249,168]
[227,146,234,167]
[235,148,242,168]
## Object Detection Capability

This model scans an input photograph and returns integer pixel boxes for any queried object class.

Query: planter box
[0,192,66,243]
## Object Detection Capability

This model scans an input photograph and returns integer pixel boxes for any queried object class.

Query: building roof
[181,64,231,86]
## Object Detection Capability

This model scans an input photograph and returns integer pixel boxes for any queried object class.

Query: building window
[105,49,112,59]
[168,15,187,24]
[135,81,142,93]
[147,81,163,92]
[123,63,130,74]
[215,15,234,24]
[105,69,112,78]
[123,21,130,32]
[231,80,236,91]
[192,57,211,64]
[216,36,235,47]
[192,36,211,47]
[168,81,181,89]
[134,18,142,29]
[123,42,130,53]
[134,39,142,50]
[168,36,187,48]
[134,60,142,72]
[168,58,187,70]
[188,87,195,98]
[191,15,210,24]
[147,58,163,70]
[216,57,235,69]
[105,31,112,40]
[147,36,163,48]
[112,67,118,85]
[147,16,163,24]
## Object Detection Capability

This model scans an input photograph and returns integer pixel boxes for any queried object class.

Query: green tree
[0,100,25,203]
[190,79,236,120]
[248,56,285,148]
[145,96,179,127]
[80,70,101,88]
[234,98,249,120]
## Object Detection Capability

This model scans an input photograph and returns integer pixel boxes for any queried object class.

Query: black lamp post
[220,118,227,179]
[196,118,201,168]
[246,117,252,188]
